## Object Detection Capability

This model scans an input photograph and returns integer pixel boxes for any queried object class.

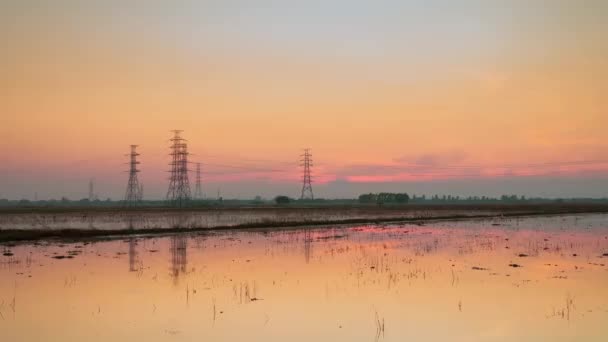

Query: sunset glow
[2,1,607,199]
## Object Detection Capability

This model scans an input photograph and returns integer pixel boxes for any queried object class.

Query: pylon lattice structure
[194,162,204,199]
[124,145,142,207]
[166,130,191,207]
[300,148,314,200]
[88,178,96,201]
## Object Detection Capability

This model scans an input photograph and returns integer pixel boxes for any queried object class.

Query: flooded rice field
[0,207,500,231]
[1,214,608,341]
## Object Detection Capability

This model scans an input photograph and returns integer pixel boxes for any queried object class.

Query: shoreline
[1,207,607,243]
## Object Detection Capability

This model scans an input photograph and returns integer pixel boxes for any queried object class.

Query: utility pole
[194,162,203,200]
[124,145,141,207]
[300,148,314,200]
[166,130,191,207]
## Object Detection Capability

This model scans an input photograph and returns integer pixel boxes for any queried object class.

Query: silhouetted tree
[358,193,377,204]
[359,193,409,205]
[274,196,290,205]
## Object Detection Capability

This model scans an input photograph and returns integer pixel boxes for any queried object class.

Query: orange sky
[1,1,607,199]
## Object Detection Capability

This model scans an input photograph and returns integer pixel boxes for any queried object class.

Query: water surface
[1,214,608,341]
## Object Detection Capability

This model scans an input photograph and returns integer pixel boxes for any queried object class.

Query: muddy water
[0,208,498,230]
[1,214,608,341]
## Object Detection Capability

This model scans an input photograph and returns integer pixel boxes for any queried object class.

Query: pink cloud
[338,160,608,183]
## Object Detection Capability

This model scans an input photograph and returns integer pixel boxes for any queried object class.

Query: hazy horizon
[2,1,607,200]
[3,173,608,201]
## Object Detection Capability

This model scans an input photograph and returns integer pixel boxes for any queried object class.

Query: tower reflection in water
[128,238,141,273]
[304,229,312,264]
[170,235,188,284]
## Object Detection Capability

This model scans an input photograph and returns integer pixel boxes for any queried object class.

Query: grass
[374,310,385,341]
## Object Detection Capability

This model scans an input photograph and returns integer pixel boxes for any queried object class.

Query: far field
[1,203,608,242]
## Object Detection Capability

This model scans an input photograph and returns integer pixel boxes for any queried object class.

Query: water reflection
[303,229,312,264]
[128,238,140,272]
[1,214,608,342]
[170,235,188,284]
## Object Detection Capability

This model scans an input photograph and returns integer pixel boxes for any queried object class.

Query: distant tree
[377,193,391,204]
[394,193,410,203]
[17,199,31,207]
[358,193,377,204]
[274,196,290,205]
[359,193,409,205]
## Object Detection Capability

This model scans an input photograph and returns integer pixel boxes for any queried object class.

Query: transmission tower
[194,162,204,199]
[124,145,141,207]
[300,148,314,200]
[166,130,191,207]
[88,178,95,202]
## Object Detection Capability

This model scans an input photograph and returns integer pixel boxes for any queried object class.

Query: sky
[1,0,608,200]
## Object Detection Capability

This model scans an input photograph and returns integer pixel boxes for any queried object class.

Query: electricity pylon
[124,145,141,207]
[300,148,314,200]
[166,130,191,207]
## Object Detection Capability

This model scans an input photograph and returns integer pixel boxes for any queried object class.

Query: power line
[194,153,298,166]
[194,162,287,173]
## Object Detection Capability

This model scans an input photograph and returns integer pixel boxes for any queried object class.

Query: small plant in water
[374,310,385,341]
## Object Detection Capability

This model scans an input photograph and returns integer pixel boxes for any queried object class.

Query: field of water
[0,207,499,231]
[1,214,608,341]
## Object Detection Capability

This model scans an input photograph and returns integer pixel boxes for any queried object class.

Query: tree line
[2,194,607,209]
[358,193,410,204]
